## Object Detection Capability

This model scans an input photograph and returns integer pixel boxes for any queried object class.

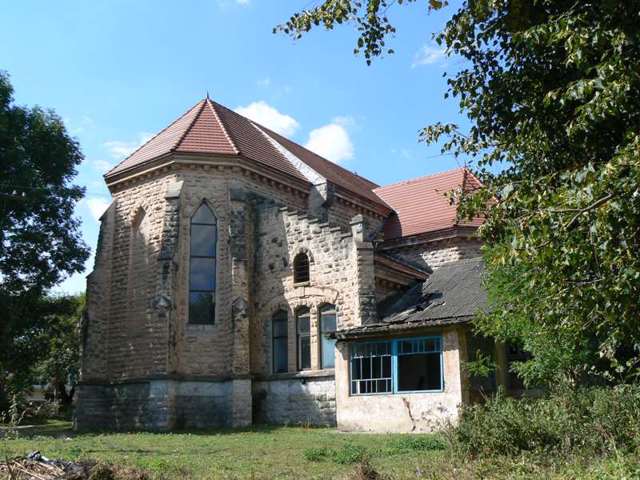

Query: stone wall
[251,207,375,377]
[253,374,336,426]
[80,159,384,429]
[75,379,238,431]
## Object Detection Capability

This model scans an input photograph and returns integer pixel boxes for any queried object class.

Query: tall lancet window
[189,203,217,325]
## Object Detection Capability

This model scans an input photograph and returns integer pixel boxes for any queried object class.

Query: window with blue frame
[349,336,443,395]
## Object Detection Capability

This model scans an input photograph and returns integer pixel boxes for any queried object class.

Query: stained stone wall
[251,207,377,377]
[75,380,237,431]
[253,375,336,426]
[79,159,385,430]
[79,154,478,431]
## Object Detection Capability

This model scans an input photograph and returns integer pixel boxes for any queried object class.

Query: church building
[76,97,504,433]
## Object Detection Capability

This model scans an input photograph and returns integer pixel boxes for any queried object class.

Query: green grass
[1,421,638,479]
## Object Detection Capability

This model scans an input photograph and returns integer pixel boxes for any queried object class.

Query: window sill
[350,389,445,397]
[293,281,310,288]
[264,369,335,381]
[186,323,216,332]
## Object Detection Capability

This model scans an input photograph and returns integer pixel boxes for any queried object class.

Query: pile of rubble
[0,452,148,480]
[0,452,92,479]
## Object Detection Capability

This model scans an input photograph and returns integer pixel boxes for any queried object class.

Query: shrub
[303,446,331,462]
[303,443,368,464]
[386,435,447,454]
[333,443,368,464]
[451,385,640,458]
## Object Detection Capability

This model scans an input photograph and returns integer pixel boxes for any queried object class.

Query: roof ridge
[250,122,319,183]
[173,99,208,152]
[207,99,239,155]
[374,167,468,191]
[249,122,381,189]
[105,99,205,177]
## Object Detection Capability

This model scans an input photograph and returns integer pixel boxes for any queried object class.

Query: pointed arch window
[189,203,217,325]
[296,307,311,370]
[272,310,288,374]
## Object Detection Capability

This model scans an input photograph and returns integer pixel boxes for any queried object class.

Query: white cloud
[235,101,300,136]
[86,197,111,222]
[103,132,153,160]
[305,118,355,164]
[91,160,113,173]
[216,0,250,7]
[257,77,271,88]
[412,42,447,68]
[67,115,95,135]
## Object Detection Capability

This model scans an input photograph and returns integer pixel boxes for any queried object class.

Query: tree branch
[563,193,616,229]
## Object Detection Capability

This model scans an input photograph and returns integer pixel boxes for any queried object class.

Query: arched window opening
[293,252,310,283]
[272,310,288,373]
[319,304,337,369]
[189,203,217,324]
[296,307,311,371]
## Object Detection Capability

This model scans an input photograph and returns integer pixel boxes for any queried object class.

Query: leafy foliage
[280,1,640,385]
[0,70,89,410]
[0,294,83,413]
[276,0,446,65]
[451,385,640,458]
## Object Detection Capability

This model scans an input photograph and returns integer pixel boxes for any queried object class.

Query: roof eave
[335,315,473,340]
[103,151,313,195]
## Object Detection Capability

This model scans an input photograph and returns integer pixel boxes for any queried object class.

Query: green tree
[0,71,89,409]
[280,1,640,385]
[35,294,84,410]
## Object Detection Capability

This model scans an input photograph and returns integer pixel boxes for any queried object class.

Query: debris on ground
[0,452,149,480]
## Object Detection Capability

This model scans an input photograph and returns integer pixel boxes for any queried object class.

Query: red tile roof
[105,98,387,209]
[373,168,483,240]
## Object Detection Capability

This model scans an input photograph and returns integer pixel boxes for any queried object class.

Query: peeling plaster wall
[335,327,467,433]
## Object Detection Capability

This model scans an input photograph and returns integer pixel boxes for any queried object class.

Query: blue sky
[1,0,469,294]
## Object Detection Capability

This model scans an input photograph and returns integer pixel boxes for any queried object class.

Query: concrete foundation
[75,379,246,431]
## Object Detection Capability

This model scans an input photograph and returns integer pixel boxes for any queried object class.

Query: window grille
[349,336,444,395]
[350,342,392,394]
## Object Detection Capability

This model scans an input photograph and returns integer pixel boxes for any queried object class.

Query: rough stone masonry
[75,97,487,432]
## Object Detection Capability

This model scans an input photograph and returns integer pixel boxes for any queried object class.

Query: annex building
[76,97,513,432]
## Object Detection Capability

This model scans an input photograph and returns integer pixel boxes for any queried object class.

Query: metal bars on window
[350,342,392,394]
[349,336,444,396]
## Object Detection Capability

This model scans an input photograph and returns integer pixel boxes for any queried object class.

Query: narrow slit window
[272,310,288,373]
[296,307,311,370]
[189,203,217,325]
[293,253,310,283]
[320,304,337,369]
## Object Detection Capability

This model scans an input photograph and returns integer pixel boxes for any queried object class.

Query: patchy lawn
[1,422,638,479]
